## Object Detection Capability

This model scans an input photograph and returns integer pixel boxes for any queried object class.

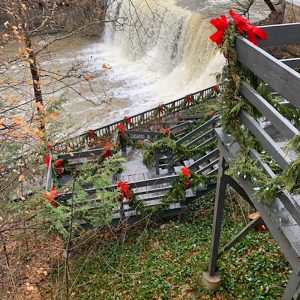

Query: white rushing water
[60,0,226,132]
[31,0,273,132]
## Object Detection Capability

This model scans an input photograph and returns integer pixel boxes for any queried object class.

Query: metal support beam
[239,81,299,139]
[281,58,300,69]
[282,270,300,300]
[208,155,227,277]
[218,215,262,258]
[186,128,215,148]
[155,150,160,175]
[176,116,218,145]
[223,175,252,206]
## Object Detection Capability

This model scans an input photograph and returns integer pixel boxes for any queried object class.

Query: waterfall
[104,0,224,96]
[55,0,273,131]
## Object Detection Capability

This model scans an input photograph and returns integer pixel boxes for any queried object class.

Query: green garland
[220,24,300,201]
[142,137,216,168]
[129,170,214,216]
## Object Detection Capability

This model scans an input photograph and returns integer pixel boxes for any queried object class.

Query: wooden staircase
[47,89,220,225]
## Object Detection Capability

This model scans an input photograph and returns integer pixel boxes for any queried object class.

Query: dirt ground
[0,232,64,300]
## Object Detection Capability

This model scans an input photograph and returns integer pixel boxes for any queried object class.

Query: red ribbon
[117,181,132,201]
[181,166,191,188]
[44,186,59,208]
[44,155,50,168]
[161,127,170,137]
[53,158,64,174]
[210,10,267,47]
[124,116,132,124]
[229,10,267,46]
[210,15,229,46]
[101,141,111,158]
[88,129,95,139]
[116,123,125,137]
[158,104,164,115]
[186,95,191,105]
[165,128,170,137]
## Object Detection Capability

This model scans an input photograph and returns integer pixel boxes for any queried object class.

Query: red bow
[53,158,64,174]
[117,181,132,201]
[102,141,111,158]
[124,116,132,124]
[186,95,191,105]
[229,10,267,46]
[53,158,63,168]
[181,166,191,188]
[210,15,229,46]
[44,155,50,168]
[116,123,125,137]
[44,186,59,208]
[165,128,170,137]
[158,104,164,114]
[88,129,95,139]
[161,127,170,137]
[46,144,52,149]
[102,148,111,158]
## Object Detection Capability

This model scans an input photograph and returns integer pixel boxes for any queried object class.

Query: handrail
[53,84,223,153]
[176,116,219,145]
[59,174,179,201]
[45,155,52,191]
[235,33,300,173]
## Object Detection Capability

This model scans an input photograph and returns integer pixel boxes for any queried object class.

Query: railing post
[203,153,226,291]
[45,155,52,191]
[207,154,226,276]
[155,150,160,175]
[119,132,126,154]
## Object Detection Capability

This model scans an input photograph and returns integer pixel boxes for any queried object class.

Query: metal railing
[208,23,300,298]
[53,84,222,153]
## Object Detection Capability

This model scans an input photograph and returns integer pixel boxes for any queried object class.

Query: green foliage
[43,212,289,299]
[142,137,178,167]
[129,169,214,216]
[143,136,216,169]
[226,156,284,202]
[219,24,300,201]
[31,154,125,238]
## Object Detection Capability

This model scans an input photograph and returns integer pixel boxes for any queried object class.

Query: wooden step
[183,159,195,167]
[178,114,204,120]
[58,147,104,160]
[159,168,170,176]
[197,158,219,174]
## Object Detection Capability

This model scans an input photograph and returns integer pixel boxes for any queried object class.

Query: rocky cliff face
[0,0,107,37]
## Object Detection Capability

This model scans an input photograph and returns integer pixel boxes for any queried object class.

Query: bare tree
[232,0,286,23]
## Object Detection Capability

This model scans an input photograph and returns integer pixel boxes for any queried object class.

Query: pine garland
[142,137,216,168]
[218,24,300,202]
[128,169,214,216]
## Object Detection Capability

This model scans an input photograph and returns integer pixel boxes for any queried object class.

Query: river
[2,0,272,135]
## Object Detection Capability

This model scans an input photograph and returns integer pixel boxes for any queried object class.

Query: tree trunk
[262,0,286,24]
[263,0,277,12]
[25,36,45,132]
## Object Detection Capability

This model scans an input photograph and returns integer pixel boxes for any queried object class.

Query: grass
[43,197,291,300]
